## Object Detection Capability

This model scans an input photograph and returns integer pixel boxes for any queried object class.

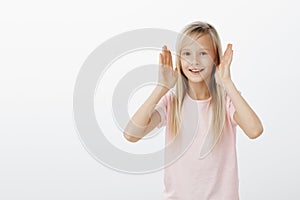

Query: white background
[1,0,300,199]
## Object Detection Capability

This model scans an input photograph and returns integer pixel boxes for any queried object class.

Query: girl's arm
[223,80,263,139]
[123,85,167,142]
[123,45,178,142]
[217,44,263,139]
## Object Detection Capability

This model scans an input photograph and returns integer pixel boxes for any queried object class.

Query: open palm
[216,44,233,84]
[158,45,178,90]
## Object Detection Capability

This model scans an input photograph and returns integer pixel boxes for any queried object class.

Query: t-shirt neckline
[186,92,212,103]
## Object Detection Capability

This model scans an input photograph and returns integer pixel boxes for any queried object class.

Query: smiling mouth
[189,68,204,74]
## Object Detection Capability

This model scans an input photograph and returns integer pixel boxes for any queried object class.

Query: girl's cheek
[201,57,213,66]
[181,60,189,68]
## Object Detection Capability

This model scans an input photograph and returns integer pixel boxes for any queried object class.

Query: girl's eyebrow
[182,48,209,51]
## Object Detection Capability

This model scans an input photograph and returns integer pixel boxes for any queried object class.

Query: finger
[223,48,232,62]
[162,52,166,66]
[162,46,167,63]
[224,45,231,57]
[173,67,178,77]
[168,50,173,67]
[228,50,233,66]
[159,53,163,66]
[227,43,232,49]
[173,70,178,78]
[224,44,232,58]
[226,45,233,60]
[165,47,169,65]
[162,46,167,66]
[226,43,232,51]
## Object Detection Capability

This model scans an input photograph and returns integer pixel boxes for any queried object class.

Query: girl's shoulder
[157,88,175,108]
[162,88,176,101]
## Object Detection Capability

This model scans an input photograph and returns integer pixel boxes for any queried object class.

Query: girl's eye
[182,52,190,56]
[200,52,207,56]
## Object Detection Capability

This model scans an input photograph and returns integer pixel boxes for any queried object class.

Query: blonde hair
[170,21,226,157]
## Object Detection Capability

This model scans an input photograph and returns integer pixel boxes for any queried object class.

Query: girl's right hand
[158,45,178,90]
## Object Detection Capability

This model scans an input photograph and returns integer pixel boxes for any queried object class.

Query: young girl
[124,21,263,200]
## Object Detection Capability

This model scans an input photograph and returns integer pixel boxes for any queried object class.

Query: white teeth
[189,68,203,72]
[191,69,199,72]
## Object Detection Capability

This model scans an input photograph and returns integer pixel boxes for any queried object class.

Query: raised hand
[216,44,233,85]
[158,45,178,90]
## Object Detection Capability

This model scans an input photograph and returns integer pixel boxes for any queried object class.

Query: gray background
[1,0,299,199]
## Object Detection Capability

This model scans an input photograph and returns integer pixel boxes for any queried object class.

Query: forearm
[223,79,263,139]
[132,85,167,125]
[124,85,168,138]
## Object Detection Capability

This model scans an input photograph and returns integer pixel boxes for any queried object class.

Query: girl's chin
[186,75,209,84]
[188,78,207,84]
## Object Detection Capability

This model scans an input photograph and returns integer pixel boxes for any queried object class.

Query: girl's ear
[214,56,219,65]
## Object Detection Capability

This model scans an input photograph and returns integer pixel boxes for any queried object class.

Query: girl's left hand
[216,44,233,85]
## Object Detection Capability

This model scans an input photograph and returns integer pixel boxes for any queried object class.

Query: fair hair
[170,21,226,157]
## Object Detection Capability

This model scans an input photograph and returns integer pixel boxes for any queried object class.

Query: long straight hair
[170,21,226,157]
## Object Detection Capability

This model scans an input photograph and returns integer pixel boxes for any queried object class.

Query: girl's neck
[187,80,211,100]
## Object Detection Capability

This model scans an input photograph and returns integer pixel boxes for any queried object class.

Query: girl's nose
[191,54,200,66]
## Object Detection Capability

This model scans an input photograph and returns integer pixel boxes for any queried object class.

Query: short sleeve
[154,91,172,128]
[226,91,241,127]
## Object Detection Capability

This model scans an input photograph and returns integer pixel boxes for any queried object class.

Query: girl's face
[180,34,216,83]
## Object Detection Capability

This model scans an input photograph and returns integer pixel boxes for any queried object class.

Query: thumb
[174,67,179,74]
[174,67,179,77]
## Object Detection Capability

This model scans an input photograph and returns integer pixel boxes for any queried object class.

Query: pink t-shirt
[155,90,240,200]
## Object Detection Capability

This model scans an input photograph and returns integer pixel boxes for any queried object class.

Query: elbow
[123,133,140,143]
[248,125,264,139]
